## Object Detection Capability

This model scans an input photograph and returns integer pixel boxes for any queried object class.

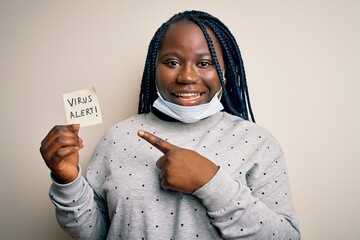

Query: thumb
[69,124,80,135]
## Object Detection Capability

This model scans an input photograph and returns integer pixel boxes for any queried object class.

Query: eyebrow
[195,52,212,58]
[158,51,181,58]
[158,51,212,59]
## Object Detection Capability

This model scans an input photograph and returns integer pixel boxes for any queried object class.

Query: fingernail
[70,124,80,131]
[137,130,144,137]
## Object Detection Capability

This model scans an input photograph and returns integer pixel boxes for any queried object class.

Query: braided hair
[138,10,255,122]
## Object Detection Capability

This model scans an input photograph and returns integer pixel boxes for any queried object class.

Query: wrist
[197,163,219,191]
[51,167,79,184]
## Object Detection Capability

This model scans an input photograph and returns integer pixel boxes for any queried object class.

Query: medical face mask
[152,89,224,123]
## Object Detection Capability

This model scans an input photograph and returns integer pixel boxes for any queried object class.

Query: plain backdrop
[1,0,359,239]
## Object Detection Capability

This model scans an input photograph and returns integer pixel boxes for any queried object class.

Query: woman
[40,10,300,239]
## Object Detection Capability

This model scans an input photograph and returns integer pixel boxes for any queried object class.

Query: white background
[1,1,359,239]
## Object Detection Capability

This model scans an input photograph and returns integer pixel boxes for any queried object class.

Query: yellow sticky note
[63,87,102,127]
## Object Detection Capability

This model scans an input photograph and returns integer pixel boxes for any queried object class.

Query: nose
[176,64,199,84]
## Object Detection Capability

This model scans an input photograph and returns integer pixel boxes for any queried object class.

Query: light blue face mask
[152,89,224,123]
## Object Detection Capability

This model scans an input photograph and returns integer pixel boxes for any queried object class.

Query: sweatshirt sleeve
[49,167,110,240]
[193,144,301,239]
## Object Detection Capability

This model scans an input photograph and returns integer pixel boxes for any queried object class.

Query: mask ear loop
[222,69,226,85]
[217,70,226,100]
[217,88,223,100]
[155,84,164,99]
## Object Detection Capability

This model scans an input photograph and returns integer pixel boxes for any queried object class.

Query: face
[155,22,224,106]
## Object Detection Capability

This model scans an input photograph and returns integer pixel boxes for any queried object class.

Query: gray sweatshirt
[50,112,300,239]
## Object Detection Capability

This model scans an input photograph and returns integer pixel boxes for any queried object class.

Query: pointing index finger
[137,130,174,154]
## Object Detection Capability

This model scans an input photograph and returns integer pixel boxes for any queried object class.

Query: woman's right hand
[40,124,83,184]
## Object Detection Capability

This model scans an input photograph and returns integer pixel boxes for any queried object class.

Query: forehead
[160,21,221,52]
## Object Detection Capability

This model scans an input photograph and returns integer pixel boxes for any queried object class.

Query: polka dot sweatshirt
[49,112,300,239]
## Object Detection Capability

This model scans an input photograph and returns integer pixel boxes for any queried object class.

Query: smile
[173,92,204,101]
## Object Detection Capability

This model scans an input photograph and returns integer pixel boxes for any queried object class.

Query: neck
[151,106,179,122]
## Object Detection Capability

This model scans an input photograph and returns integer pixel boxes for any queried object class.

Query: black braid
[190,18,242,117]
[200,19,244,117]
[204,20,249,119]
[138,23,167,113]
[137,10,255,122]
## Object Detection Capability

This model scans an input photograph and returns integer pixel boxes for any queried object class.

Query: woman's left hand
[138,130,219,194]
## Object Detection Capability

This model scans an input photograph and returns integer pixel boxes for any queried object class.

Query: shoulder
[103,114,148,136]
[112,114,148,127]
[222,112,281,147]
[223,112,273,136]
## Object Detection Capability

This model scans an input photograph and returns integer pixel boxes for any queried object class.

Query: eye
[165,60,180,67]
[198,61,213,68]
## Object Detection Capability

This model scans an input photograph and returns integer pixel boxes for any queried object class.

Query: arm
[137,129,300,239]
[49,168,110,240]
[40,125,109,239]
[193,149,301,239]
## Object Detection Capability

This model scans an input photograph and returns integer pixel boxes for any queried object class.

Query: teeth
[176,93,200,97]
[175,93,201,100]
